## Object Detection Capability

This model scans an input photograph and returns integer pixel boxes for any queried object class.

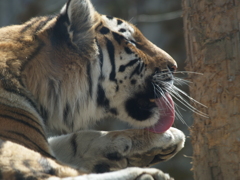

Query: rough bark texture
[182,0,240,180]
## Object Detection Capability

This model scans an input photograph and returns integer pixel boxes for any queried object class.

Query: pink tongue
[145,93,175,133]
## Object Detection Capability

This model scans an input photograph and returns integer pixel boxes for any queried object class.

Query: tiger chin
[0,0,185,180]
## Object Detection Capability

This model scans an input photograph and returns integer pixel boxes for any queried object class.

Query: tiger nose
[168,64,177,73]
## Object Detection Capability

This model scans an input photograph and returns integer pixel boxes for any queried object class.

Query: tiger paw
[103,127,185,169]
[49,127,185,173]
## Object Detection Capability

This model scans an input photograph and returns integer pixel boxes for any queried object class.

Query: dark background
[0,0,193,179]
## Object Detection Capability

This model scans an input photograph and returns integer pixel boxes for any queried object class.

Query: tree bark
[182,0,240,180]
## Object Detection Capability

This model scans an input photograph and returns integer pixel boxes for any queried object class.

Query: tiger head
[92,14,177,132]
[22,0,178,134]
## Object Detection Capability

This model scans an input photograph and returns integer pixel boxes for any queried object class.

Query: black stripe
[5,109,42,129]
[0,114,47,142]
[40,105,48,124]
[116,84,119,92]
[5,131,53,159]
[20,17,42,33]
[138,62,145,74]
[0,134,31,150]
[63,103,70,123]
[109,108,118,115]
[71,134,78,157]
[130,63,141,79]
[119,28,126,33]
[117,19,123,25]
[96,39,104,80]
[118,59,139,72]
[99,27,110,34]
[125,47,133,54]
[0,134,20,143]
[97,84,109,108]
[87,62,93,98]
[105,38,116,81]
[34,16,55,33]
[112,32,124,45]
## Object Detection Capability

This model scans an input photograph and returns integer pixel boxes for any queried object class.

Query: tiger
[0,0,185,179]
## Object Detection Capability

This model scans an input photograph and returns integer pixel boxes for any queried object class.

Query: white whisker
[172,101,189,126]
[172,85,207,108]
[174,77,192,85]
[174,71,203,75]
[169,87,208,118]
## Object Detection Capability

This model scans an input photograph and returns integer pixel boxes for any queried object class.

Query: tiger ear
[60,0,97,47]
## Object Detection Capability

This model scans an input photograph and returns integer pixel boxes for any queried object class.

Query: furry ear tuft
[60,0,97,48]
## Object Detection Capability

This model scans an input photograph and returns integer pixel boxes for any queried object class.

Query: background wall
[0,0,193,179]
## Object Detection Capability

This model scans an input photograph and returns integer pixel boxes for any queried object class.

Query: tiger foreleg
[49,167,173,180]
[0,140,173,180]
[49,127,185,173]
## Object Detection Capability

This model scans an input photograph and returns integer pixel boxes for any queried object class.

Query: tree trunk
[182,0,240,180]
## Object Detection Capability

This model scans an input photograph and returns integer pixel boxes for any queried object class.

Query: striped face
[93,15,177,128]
[31,0,178,132]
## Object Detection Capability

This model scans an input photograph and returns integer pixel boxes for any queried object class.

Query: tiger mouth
[125,91,175,134]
